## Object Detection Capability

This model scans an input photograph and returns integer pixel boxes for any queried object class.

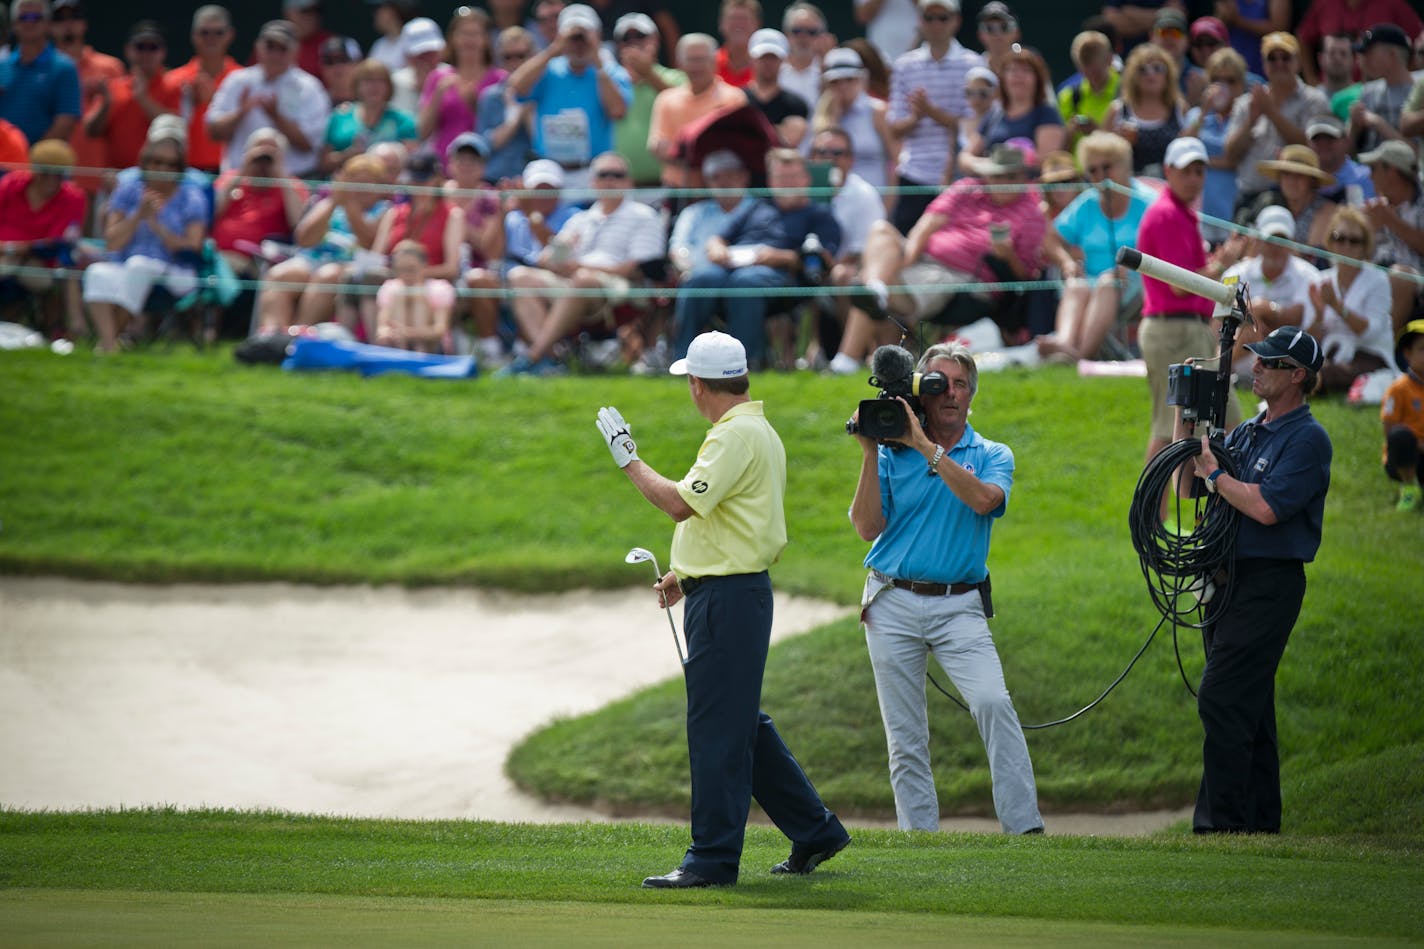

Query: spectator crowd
[0,0,1421,395]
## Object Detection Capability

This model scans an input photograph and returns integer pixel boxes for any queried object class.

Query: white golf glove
[596,406,640,469]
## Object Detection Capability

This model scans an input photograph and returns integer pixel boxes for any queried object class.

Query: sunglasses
[1155,27,1184,40]
[196,27,229,38]
[811,147,847,158]
[321,55,352,65]
[980,21,1013,34]
[143,159,182,170]
[1257,357,1299,371]
[921,12,953,23]
[261,39,293,51]
[15,11,46,22]
[1329,231,1366,246]
[1192,36,1223,48]
[503,48,533,60]
[966,87,993,99]
[51,8,82,21]
[1209,75,1240,84]
[594,168,628,179]
[131,41,163,52]
[618,32,649,43]
[1266,51,1295,63]
[1140,62,1168,75]
[788,26,823,36]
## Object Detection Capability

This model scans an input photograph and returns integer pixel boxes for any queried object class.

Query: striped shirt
[887,40,983,186]
[557,197,666,267]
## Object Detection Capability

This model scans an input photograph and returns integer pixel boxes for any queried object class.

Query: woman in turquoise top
[320,59,418,176]
[1038,131,1156,362]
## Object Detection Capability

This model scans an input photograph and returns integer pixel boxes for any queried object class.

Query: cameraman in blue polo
[848,341,1043,835]
[1189,326,1332,834]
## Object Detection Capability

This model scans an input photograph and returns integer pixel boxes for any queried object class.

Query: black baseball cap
[1356,23,1410,53]
[1245,326,1323,373]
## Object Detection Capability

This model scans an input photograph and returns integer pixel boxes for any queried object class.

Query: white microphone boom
[1116,247,1237,308]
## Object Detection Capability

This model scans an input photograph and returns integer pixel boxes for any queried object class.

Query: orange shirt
[1381,371,1424,462]
[65,46,126,193]
[95,69,184,172]
[0,119,28,174]
[168,56,242,172]
[715,48,753,88]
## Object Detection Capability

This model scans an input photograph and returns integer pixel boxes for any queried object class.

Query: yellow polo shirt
[670,401,788,579]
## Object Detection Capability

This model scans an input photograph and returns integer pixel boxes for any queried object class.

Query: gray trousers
[862,577,1043,833]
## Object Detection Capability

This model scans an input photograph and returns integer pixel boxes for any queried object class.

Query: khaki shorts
[1138,315,1241,440]
[515,265,632,315]
[899,260,979,320]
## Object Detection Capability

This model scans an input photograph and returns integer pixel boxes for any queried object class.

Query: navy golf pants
[678,572,846,883]
[1193,558,1305,834]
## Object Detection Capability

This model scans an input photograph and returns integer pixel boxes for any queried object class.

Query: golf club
[624,547,687,665]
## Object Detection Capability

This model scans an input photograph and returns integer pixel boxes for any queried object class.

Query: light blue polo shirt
[0,43,80,144]
[521,57,632,167]
[864,424,1013,585]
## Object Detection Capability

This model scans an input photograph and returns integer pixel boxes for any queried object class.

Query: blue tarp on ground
[282,337,478,379]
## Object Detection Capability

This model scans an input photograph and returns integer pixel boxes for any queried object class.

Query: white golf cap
[522,158,564,188]
[965,64,999,87]
[822,47,865,82]
[558,3,601,35]
[401,17,444,58]
[749,28,788,60]
[613,12,656,39]
[1164,136,1208,169]
[1254,204,1295,239]
[670,331,748,378]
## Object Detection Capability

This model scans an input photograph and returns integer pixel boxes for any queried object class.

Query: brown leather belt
[890,578,977,596]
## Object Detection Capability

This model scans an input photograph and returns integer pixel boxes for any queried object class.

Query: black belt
[678,572,765,597]
[889,577,977,596]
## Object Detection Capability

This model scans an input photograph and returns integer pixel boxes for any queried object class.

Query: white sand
[0,576,1188,834]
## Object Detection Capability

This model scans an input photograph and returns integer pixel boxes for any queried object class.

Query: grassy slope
[0,810,1419,942]
[1,349,1419,829]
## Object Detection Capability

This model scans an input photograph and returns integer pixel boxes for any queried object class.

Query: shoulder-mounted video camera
[845,345,948,441]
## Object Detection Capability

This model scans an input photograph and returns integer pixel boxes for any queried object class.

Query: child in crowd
[1382,320,1424,512]
[375,240,456,353]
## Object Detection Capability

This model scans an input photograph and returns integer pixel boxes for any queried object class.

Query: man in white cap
[503,157,579,270]
[612,11,684,188]
[503,151,664,374]
[391,17,445,115]
[887,0,984,234]
[206,20,332,178]
[1224,205,1320,374]
[595,330,851,888]
[1306,114,1373,204]
[668,149,754,278]
[1359,140,1424,334]
[649,33,746,189]
[744,28,809,148]
[508,3,633,191]
[1136,135,1242,463]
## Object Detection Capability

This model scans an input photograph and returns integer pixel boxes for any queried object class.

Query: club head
[625,547,655,565]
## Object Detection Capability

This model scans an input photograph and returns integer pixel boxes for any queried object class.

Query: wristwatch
[1205,468,1225,493]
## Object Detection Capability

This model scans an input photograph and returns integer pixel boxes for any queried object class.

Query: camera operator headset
[848,341,1045,835]
[1120,246,1333,835]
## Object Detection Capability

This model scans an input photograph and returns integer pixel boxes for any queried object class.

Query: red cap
[1189,16,1229,43]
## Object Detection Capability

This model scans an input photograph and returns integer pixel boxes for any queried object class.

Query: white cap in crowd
[749,28,789,60]
[558,4,601,35]
[523,158,565,188]
[1164,136,1208,169]
[1254,205,1295,239]
[670,331,749,378]
[402,18,444,58]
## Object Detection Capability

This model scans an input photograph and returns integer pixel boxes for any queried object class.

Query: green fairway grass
[0,890,1405,948]
[0,810,1419,942]
[1,348,1418,827]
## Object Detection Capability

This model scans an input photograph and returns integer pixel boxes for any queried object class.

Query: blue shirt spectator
[670,195,754,273]
[1055,177,1156,277]
[980,101,1064,151]
[717,199,842,256]
[0,40,80,144]
[478,82,533,185]
[106,173,210,264]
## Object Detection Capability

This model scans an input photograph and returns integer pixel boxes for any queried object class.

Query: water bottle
[801,233,825,285]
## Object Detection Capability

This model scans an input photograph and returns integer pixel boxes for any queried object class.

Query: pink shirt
[922,178,1045,282]
[421,65,506,172]
[377,277,457,310]
[1137,187,1213,318]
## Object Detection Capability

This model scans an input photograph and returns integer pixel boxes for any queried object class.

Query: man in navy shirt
[1190,326,1333,834]
[672,147,839,368]
[0,0,80,144]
